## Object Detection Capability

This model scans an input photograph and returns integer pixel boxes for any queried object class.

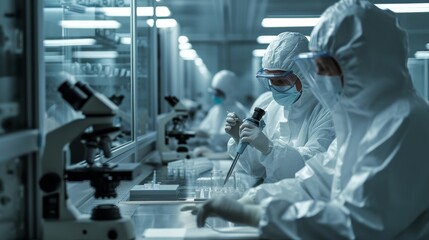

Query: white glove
[239,121,272,155]
[224,112,242,143]
[181,196,261,227]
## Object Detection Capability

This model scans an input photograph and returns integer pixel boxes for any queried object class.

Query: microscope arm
[40,116,114,221]
[156,111,188,152]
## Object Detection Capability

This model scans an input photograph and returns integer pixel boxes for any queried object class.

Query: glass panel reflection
[44,0,133,163]
[0,0,25,135]
[136,0,155,136]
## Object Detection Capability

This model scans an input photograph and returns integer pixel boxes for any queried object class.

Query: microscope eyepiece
[76,81,95,97]
[58,80,89,110]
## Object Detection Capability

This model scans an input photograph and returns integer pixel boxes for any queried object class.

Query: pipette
[223,107,266,186]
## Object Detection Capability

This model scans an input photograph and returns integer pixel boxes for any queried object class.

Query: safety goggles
[256,68,297,93]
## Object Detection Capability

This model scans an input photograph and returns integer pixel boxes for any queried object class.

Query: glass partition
[44,0,134,163]
[0,0,27,135]
[136,0,156,137]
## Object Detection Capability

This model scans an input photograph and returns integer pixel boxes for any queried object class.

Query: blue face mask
[213,95,224,105]
[271,85,302,106]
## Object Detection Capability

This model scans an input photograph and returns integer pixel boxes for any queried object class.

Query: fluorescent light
[179,43,192,50]
[120,37,131,45]
[257,35,276,44]
[44,38,96,47]
[375,3,429,13]
[102,6,170,17]
[257,35,310,44]
[45,55,65,62]
[73,51,118,58]
[180,49,197,60]
[146,19,177,28]
[178,36,189,44]
[60,20,121,29]
[415,51,429,59]
[195,58,203,66]
[149,6,170,16]
[262,18,319,27]
[252,49,266,57]
[198,65,209,75]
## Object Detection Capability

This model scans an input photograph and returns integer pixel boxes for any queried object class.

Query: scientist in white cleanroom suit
[195,70,248,154]
[225,32,335,183]
[187,0,429,238]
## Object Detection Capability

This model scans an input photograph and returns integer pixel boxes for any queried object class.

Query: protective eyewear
[294,51,342,107]
[256,68,297,93]
[293,51,335,85]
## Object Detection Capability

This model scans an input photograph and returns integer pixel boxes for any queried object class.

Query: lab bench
[129,159,259,239]
[76,158,260,239]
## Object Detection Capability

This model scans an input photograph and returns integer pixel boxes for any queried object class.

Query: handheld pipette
[223,107,266,186]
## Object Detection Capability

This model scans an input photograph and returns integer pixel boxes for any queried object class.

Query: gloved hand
[224,112,242,143]
[239,121,273,155]
[180,196,261,228]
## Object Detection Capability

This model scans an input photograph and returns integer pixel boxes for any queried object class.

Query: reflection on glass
[0,0,25,135]
[136,0,155,136]
[44,0,133,162]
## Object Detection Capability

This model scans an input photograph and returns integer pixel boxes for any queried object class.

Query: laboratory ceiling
[161,0,429,56]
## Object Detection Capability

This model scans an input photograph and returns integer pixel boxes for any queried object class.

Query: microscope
[156,96,195,163]
[39,80,141,240]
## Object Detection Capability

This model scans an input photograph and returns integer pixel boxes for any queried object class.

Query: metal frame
[425,59,429,100]
[0,130,39,163]
[31,0,44,237]
[131,0,138,162]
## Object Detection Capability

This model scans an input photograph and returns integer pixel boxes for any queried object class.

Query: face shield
[294,51,342,109]
[256,69,297,93]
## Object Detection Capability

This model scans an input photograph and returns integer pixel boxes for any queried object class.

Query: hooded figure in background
[225,32,335,183]
[195,70,248,154]
[186,0,429,238]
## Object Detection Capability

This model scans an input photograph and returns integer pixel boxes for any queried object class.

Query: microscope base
[43,215,135,240]
[161,151,190,163]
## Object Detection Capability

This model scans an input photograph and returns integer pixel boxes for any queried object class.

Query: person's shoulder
[251,92,273,109]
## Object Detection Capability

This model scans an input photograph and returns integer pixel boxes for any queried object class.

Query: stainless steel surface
[131,203,235,239]
[118,159,259,238]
